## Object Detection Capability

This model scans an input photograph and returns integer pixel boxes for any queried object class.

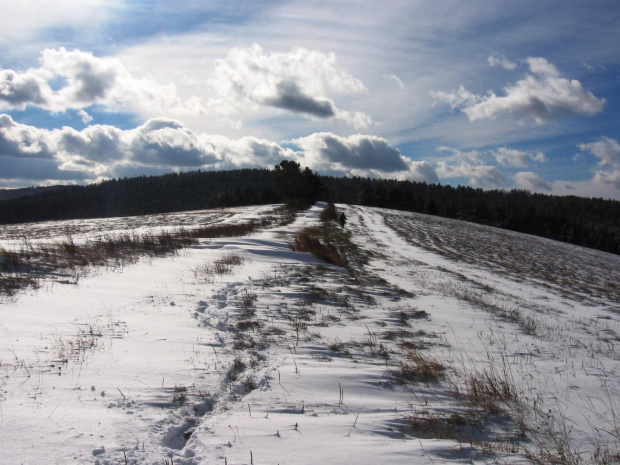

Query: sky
[0,1,619,199]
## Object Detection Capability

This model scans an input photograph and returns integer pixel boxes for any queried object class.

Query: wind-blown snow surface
[1,204,619,464]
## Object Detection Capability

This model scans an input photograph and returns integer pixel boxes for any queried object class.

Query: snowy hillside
[1,204,619,465]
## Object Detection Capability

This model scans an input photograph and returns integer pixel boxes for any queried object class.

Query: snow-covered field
[1,203,619,464]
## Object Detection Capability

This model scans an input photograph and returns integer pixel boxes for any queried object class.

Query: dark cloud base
[266,81,335,118]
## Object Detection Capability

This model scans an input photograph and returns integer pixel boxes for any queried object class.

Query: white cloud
[58,124,124,163]
[208,45,371,128]
[488,53,516,70]
[435,146,506,188]
[436,162,506,188]
[78,109,93,124]
[0,48,207,117]
[293,133,405,171]
[1,114,437,186]
[434,57,605,123]
[0,69,52,109]
[127,118,216,168]
[291,132,438,183]
[436,146,482,164]
[383,74,405,89]
[0,114,288,182]
[593,170,620,189]
[0,114,53,158]
[492,147,547,167]
[526,57,561,78]
[431,86,480,112]
[579,136,620,168]
[550,178,620,200]
[579,136,620,190]
[209,136,290,169]
[514,171,552,192]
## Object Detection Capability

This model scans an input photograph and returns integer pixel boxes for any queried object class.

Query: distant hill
[0,185,66,201]
[0,167,618,254]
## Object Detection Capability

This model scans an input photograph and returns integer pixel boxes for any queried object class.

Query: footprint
[162,418,198,450]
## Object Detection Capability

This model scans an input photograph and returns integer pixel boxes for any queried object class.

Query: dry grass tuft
[191,222,260,239]
[292,226,349,268]
[319,202,339,222]
[193,252,248,283]
[451,354,519,412]
[392,349,446,384]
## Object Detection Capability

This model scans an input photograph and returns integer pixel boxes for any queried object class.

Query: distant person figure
[339,212,346,228]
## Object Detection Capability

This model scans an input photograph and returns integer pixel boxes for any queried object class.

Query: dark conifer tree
[274,160,323,209]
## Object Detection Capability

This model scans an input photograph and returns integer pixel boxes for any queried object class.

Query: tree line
[0,169,279,224]
[0,163,618,255]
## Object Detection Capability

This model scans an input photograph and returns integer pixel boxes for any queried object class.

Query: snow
[1,203,619,464]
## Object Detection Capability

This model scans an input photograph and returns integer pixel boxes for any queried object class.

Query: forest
[0,165,618,255]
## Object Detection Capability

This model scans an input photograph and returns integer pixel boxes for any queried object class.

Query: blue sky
[1,1,619,199]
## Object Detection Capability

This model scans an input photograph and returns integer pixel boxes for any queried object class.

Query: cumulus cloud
[128,118,219,168]
[2,114,435,186]
[0,114,53,158]
[0,69,51,108]
[488,53,516,70]
[431,86,479,112]
[0,48,206,117]
[0,114,285,182]
[0,113,288,177]
[291,132,438,183]
[400,160,439,184]
[579,136,620,168]
[436,162,506,188]
[265,81,336,118]
[208,45,371,128]
[39,48,120,104]
[57,124,125,166]
[210,136,289,169]
[592,171,620,189]
[77,109,93,124]
[492,147,547,167]
[435,146,506,188]
[579,136,620,189]
[514,171,552,192]
[1,45,371,128]
[293,133,406,171]
[434,57,605,123]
